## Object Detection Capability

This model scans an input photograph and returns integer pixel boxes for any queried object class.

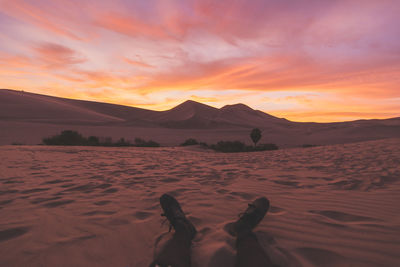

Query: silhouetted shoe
[160,194,197,240]
[226,197,270,237]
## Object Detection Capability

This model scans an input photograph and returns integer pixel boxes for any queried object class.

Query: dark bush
[255,143,279,151]
[11,142,25,145]
[101,137,113,146]
[210,140,278,153]
[134,138,160,147]
[87,136,100,146]
[180,138,199,146]
[42,131,162,147]
[114,138,131,147]
[211,141,248,153]
[145,140,160,147]
[199,142,209,147]
[43,130,87,146]
[302,144,316,148]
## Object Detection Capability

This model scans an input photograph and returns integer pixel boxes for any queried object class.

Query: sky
[0,0,399,122]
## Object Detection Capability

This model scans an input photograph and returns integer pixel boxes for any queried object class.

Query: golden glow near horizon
[0,0,399,122]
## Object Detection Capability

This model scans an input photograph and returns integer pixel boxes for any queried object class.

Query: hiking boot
[160,194,197,240]
[227,197,270,237]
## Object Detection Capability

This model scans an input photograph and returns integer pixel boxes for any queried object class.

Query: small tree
[250,128,262,147]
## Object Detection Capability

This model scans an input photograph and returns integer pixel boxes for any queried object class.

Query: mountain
[0,89,399,146]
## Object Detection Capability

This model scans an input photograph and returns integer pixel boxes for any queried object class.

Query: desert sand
[1,138,399,267]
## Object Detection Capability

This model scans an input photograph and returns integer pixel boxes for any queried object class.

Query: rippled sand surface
[1,139,399,266]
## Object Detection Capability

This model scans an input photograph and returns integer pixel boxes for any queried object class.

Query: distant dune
[1,89,399,146]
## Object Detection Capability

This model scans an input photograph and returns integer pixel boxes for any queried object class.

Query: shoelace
[160,213,173,232]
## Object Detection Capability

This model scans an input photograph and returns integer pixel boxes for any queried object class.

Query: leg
[151,194,197,267]
[235,232,273,267]
[152,230,192,267]
[227,197,273,267]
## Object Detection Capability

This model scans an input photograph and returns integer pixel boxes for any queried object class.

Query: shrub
[43,130,87,146]
[302,144,316,148]
[134,138,160,147]
[101,137,113,146]
[180,138,199,146]
[210,140,278,153]
[87,136,100,146]
[199,142,209,147]
[211,141,248,153]
[11,142,25,145]
[114,137,131,147]
[255,143,279,151]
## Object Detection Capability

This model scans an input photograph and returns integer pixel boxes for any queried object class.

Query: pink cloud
[123,57,154,68]
[33,43,86,69]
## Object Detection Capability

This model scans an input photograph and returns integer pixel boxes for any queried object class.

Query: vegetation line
[42,129,279,153]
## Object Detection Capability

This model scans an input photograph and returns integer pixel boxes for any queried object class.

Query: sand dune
[0,89,124,124]
[1,89,399,146]
[0,138,399,266]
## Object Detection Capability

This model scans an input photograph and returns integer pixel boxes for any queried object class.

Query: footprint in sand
[94,200,111,206]
[272,180,300,187]
[30,196,61,204]
[96,183,112,189]
[0,227,29,242]
[216,189,229,194]
[103,188,118,194]
[63,183,96,193]
[160,178,180,183]
[42,179,68,185]
[21,188,50,194]
[60,183,76,188]
[269,206,286,216]
[82,210,116,216]
[3,180,24,184]
[0,189,19,195]
[198,203,213,207]
[43,199,75,208]
[0,199,14,205]
[229,191,254,200]
[134,211,154,220]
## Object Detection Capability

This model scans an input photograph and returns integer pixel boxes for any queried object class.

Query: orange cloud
[33,43,86,69]
[123,57,154,68]
[93,12,168,39]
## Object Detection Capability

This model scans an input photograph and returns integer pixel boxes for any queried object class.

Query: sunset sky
[0,0,399,122]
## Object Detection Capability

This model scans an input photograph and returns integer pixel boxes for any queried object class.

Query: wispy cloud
[33,42,86,68]
[123,57,154,68]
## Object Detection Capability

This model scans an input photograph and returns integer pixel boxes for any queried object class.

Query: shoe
[227,197,270,237]
[159,194,197,240]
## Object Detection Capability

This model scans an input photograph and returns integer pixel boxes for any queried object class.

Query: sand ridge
[0,139,399,266]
